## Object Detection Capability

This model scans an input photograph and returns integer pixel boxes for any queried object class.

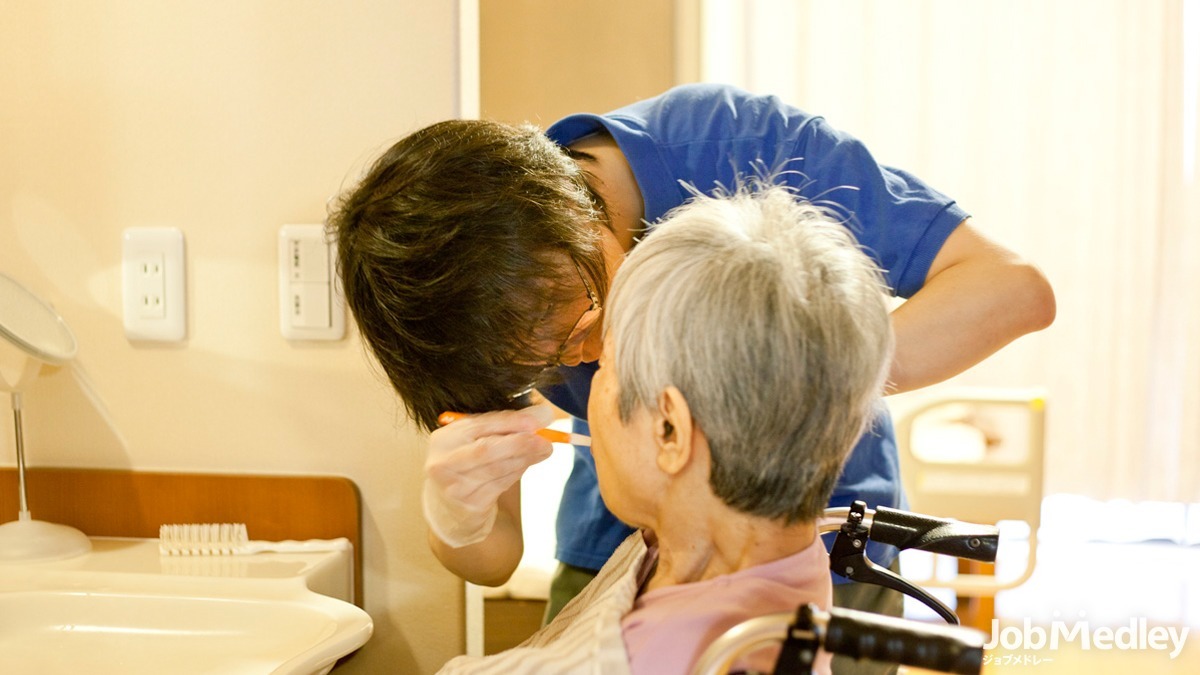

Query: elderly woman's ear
[654,386,698,475]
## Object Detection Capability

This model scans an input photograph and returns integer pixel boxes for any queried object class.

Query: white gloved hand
[422,404,557,548]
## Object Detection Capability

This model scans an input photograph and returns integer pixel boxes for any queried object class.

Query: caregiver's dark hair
[330,119,607,432]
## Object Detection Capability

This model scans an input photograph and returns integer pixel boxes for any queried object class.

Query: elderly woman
[439,183,894,675]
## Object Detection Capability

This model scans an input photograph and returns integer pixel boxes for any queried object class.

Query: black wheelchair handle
[868,506,999,563]
[822,606,985,674]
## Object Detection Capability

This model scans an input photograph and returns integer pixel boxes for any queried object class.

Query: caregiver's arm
[428,482,525,586]
[887,219,1056,394]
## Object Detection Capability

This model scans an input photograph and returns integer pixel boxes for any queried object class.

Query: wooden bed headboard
[0,467,363,604]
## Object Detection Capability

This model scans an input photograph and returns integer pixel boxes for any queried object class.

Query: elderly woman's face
[587,335,659,528]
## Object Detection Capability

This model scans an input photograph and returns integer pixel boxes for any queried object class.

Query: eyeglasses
[551,258,603,366]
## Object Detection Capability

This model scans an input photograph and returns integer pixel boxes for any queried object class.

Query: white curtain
[700,0,1200,501]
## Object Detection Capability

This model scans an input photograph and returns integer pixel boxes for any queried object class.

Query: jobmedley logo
[985,617,1190,660]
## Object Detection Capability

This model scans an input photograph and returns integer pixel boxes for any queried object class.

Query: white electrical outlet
[133,252,167,319]
[122,227,186,341]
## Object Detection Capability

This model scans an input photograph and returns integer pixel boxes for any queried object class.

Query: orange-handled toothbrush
[438,411,591,447]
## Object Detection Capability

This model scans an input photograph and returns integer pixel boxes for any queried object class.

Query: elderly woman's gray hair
[604,183,894,523]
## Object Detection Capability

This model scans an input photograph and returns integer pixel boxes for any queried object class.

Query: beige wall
[480,0,688,125]
[1,2,463,672]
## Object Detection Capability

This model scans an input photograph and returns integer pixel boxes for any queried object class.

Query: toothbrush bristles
[159,523,250,555]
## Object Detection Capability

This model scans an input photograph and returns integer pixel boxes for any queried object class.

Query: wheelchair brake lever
[830,501,959,625]
[869,506,999,563]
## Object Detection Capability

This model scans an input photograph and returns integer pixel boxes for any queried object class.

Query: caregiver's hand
[423,404,557,548]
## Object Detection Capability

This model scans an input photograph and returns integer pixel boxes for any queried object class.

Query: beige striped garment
[437,533,648,675]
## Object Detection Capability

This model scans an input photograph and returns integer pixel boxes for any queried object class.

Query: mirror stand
[0,388,91,562]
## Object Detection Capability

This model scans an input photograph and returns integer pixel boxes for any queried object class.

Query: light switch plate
[122,227,186,341]
[278,224,345,340]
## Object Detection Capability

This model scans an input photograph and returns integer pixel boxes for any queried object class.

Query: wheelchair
[692,501,998,675]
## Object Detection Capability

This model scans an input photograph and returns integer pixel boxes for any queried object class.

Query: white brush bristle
[159,523,250,555]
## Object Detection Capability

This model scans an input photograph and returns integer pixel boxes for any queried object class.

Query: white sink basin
[0,538,372,674]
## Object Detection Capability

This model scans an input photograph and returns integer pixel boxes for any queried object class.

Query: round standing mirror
[0,272,90,561]
[0,273,77,368]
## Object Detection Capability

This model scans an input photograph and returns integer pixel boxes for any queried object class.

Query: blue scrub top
[540,83,965,578]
